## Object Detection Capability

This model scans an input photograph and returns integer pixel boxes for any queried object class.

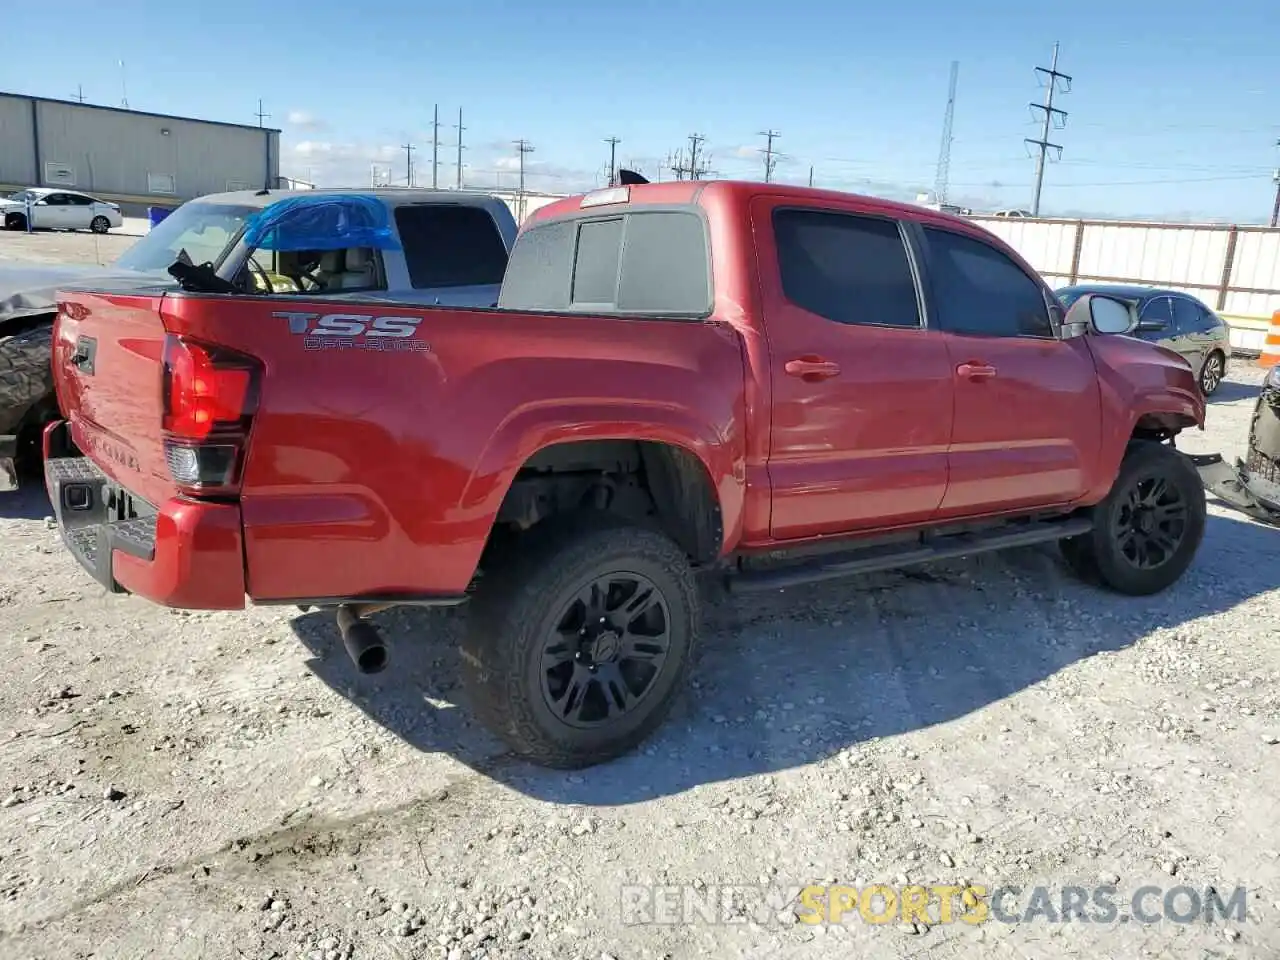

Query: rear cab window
[393,204,510,289]
[498,206,712,317]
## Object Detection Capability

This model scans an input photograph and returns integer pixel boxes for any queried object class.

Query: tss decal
[272,311,432,353]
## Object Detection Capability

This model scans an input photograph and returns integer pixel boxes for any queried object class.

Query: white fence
[972,216,1280,322]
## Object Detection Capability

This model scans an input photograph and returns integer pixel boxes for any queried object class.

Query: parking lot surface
[1,227,1277,959]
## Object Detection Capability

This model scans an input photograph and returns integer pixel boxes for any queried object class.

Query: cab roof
[525,179,979,230]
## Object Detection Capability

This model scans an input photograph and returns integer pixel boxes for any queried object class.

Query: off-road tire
[0,322,55,437]
[90,216,110,235]
[460,514,700,769]
[1059,441,1206,595]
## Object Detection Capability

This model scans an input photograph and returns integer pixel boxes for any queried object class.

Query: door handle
[956,362,996,381]
[785,357,841,381]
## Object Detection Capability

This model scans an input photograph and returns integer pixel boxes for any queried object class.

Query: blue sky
[3,0,1277,221]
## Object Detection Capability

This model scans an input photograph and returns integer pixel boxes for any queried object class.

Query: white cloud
[281,139,402,187]
[286,110,327,131]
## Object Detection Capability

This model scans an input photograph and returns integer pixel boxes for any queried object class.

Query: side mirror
[1060,294,1134,338]
[33,199,48,206]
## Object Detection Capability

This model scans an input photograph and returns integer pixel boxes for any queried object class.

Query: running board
[726,516,1093,594]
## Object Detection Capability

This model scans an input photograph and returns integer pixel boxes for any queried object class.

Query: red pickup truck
[44,180,1207,768]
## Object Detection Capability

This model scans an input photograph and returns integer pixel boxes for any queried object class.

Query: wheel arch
[468,412,743,567]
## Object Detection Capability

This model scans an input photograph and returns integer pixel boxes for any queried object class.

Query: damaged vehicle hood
[0,262,171,323]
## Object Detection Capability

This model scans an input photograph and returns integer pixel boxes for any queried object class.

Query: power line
[1025,41,1071,216]
[453,108,466,189]
[255,98,270,128]
[402,142,415,187]
[934,61,959,204]
[759,129,780,182]
[604,136,621,186]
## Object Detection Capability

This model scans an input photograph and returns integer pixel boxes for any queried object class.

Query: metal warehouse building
[0,91,280,211]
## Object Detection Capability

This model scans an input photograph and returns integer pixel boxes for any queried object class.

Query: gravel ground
[1,225,1278,959]
[0,219,147,266]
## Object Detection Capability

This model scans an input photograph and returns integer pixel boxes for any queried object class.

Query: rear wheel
[1059,442,1206,595]
[0,323,55,436]
[460,515,699,768]
[1199,350,1225,396]
[90,215,110,234]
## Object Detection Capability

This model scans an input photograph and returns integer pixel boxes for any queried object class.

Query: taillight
[161,335,261,494]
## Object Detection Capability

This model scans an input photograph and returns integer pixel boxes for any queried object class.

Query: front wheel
[1199,351,1225,396]
[4,213,27,231]
[460,516,700,768]
[90,216,110,234]
[1059,441,1206,595]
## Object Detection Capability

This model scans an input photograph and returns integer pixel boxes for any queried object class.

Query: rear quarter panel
[159,295,747,602]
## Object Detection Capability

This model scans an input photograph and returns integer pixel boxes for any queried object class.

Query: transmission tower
[934,61,959,204]
[1026,42,1071,217]
[759,129,780,182]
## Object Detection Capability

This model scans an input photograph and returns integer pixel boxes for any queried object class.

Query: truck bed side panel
[158,294,747,602]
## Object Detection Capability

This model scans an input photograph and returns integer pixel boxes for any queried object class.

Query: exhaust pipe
[336,605,388,674]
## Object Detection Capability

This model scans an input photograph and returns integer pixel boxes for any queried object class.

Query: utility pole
[403,142,415,187]
[514,139,535,221]
[1025,42,1071,217]
[808,165,814,188]
[934,61,959,204]
[71,84,86,103]
[255,98,270,128]
[431,104,440,188]
[759,130,780,183]
[1270,138,1280,228]
[118,59,129,108]
[688,133,707,180]
[604,136,621,186]
[453,108,466,189]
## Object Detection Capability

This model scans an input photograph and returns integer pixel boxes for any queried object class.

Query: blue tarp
[241,193,401,252]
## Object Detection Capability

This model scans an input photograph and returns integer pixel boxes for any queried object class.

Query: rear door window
[772,208,921,328]
[393,204,509,288]
[923,227,1053,338]
[1171,297,1208,334]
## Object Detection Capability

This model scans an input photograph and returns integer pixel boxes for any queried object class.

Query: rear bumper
[43,422,247,609]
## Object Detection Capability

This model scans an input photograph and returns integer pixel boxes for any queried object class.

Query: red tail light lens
[162,336,258,438]
[161,335,261,493]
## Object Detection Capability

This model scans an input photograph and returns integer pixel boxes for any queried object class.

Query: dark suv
[1056,284,1232,395]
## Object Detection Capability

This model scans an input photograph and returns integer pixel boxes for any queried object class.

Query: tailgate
[53,291,176,507]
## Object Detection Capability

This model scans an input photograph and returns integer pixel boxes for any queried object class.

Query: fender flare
[461,400,745,556]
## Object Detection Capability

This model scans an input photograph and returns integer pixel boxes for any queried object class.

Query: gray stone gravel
[0,227,1276,959]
